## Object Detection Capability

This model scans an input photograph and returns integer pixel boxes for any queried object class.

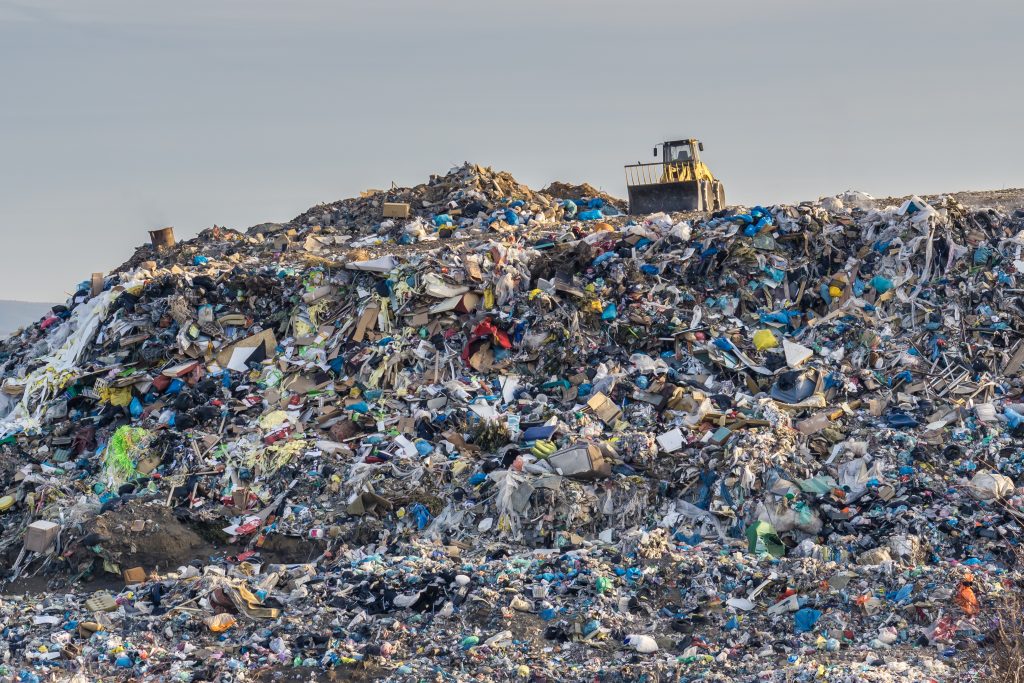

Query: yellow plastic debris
[205,613,236,632]
[258,410,290,430]
[752,329,778,351]
[98,385,132,407]
[0,495,14,512]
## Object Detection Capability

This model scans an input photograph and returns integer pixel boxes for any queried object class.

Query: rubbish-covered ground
[1,164,1023,682]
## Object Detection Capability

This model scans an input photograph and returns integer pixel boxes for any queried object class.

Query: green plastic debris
[103,425,148,482]
[746,521,785,558]
[798,475,837,495]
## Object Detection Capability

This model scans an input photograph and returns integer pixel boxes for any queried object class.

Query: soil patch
[74,499,218,575]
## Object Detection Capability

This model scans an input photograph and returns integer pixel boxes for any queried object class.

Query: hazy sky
[2,0,1022,302]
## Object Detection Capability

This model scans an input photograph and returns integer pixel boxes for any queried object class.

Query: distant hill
[0,300,59,338]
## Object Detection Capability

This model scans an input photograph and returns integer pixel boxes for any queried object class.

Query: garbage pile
[0,167,1023,682]
[283,163,624,243]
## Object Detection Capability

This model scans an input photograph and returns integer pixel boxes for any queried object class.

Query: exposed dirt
[0,496,331,596]
[541,181,625,209]
[1,571,123,597]
[53,499,219,582]
[257,532,327,564]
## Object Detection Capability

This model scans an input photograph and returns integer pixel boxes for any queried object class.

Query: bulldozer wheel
[713,182,726,211]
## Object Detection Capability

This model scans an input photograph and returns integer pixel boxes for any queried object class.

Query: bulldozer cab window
[666,144,693,163]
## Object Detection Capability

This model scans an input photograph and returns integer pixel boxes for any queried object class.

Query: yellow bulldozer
[624,138,725,214]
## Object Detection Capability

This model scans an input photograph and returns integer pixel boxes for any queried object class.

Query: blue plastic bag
[409,503,431,530]
[1005,407,1024,429]
[885,411,918,429]
[522,425,556,441]
[870,275,893,294]
[794,608,822,633]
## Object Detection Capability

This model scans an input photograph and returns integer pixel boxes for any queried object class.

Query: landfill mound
[288,163,623,236]
[540,181,625,211]
[0,170,1023,682]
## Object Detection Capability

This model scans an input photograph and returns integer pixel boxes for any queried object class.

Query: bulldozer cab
[657,139,708,184]
[662,139,699,164]
[625,138,725,214]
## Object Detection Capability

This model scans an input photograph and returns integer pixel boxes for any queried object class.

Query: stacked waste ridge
[1,163,1024,682]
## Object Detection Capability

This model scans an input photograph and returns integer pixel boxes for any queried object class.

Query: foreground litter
[1,164,1023,682]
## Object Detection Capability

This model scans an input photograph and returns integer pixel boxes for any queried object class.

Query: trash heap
[284,163,625,240]
[0,166,1023,682]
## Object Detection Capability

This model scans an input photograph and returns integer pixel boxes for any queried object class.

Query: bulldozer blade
[627,180,717,215]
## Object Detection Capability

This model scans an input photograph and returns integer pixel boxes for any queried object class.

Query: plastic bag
[205,613,236,632]
[753,329,778,350]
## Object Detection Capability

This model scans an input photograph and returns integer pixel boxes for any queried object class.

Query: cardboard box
[232,488,250,510]
[148,227,175,248]
[382,202,411,219]
[123,567,147,585]
[216,328,278,370]
[352,303,379,342]
[24,520,59,553]
[587,393,621,424]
